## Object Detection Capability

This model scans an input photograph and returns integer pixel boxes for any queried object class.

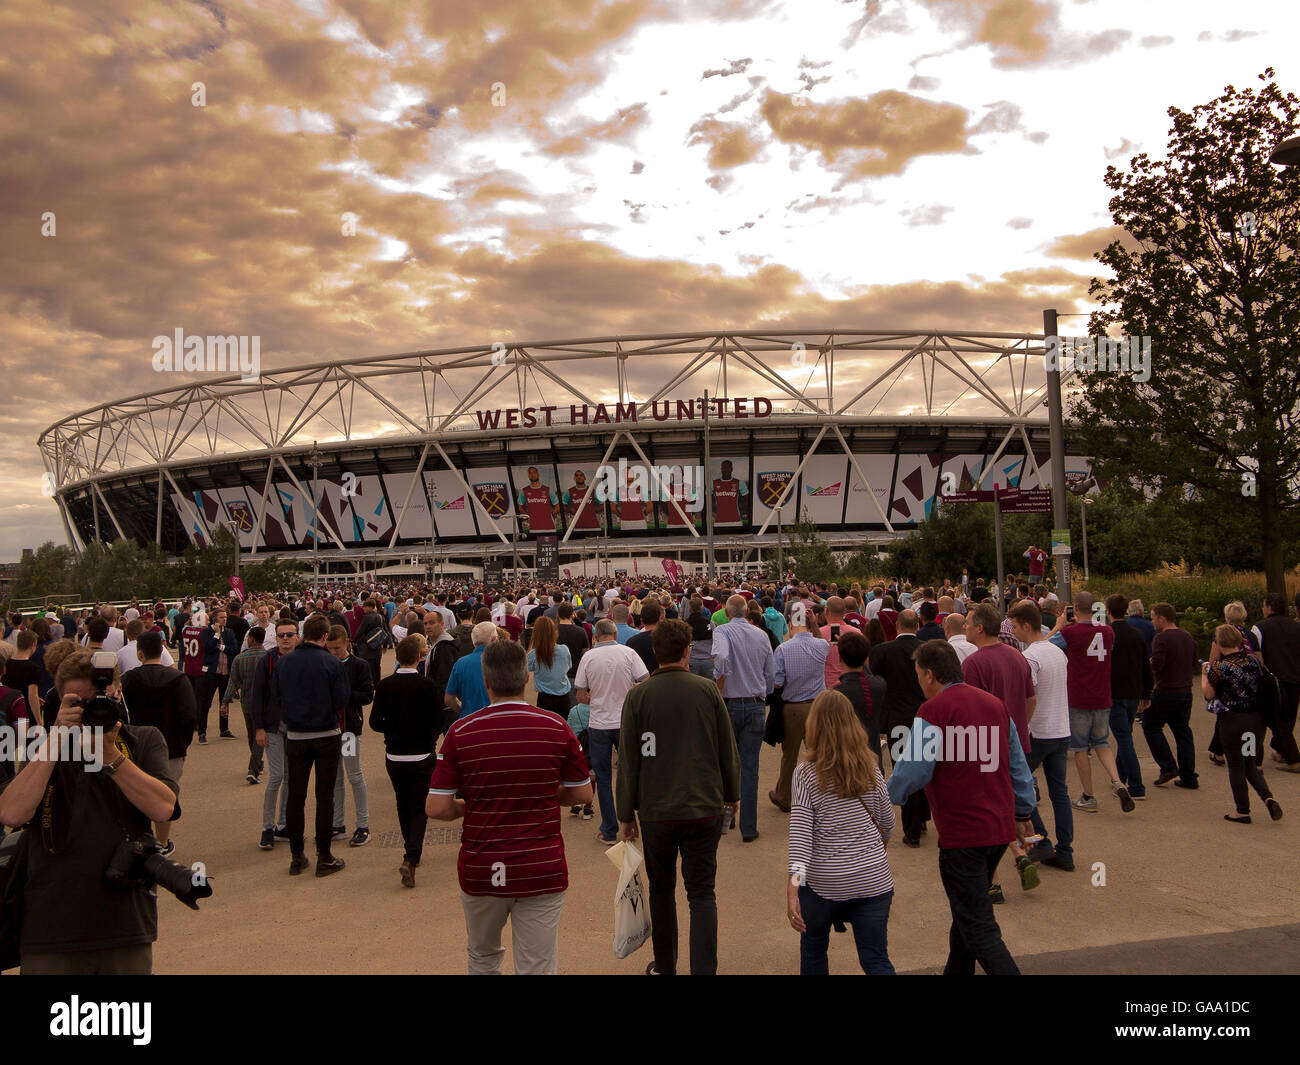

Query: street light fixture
[1269,136,1300,168]
[1067,476,1097,583]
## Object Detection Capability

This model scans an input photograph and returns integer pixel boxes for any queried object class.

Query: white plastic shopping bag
[605,840,651,958]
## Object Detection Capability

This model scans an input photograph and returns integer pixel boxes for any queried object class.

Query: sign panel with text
[535,535,559,581]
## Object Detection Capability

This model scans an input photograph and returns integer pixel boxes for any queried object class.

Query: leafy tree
[1073,70,1300,594]
[764,517,841,585]
[13,542,76,601]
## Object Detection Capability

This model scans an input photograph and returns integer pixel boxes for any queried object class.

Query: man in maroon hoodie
[888,639,1037,975]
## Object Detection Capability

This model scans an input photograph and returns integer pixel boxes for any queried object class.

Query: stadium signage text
[474,396,774,431]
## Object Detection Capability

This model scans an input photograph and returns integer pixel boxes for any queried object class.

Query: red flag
[229,576,245,600]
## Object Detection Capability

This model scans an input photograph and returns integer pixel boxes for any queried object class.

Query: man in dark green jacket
[616,619,741,976]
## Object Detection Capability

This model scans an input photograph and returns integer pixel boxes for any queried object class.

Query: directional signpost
[939,483,1053,596]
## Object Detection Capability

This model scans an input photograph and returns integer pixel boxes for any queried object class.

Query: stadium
[36,329,1088,579]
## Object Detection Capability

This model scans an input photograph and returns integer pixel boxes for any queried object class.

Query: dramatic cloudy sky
[0,0,1288,557]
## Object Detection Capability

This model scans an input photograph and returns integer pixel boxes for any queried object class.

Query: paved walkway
[153,664,1299,974]
[908,922,1300,974]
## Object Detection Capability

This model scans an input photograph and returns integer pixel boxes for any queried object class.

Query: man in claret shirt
[961,602,1040,897]
[617,467,649,531]
[664,474,700,528]
[428,640,592,975]
[563,469,601,531]
[888,640,1037,976]
[517,466,558,534]
[179,613,208,738]
[1048,591,1135,814]
[712,460,749,526]
[1023,544,1048,583]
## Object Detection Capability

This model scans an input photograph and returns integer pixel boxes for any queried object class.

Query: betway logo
[50,997,151,1045]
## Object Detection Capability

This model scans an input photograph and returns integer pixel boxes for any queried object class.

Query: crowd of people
[1,565,1297,975]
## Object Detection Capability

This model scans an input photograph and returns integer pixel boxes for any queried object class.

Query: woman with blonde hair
[1203,624,1281,824]
[786,689,895,974]
[1207,601,1261,766]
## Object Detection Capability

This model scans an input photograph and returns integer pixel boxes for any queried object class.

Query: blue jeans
[261,729,289,831]
[689,659,714,680]
[1025,735,1073,859]
[588,728,621,839]
[725,697,766,838]
[1109,698,1145,797]
[798,887,894,975]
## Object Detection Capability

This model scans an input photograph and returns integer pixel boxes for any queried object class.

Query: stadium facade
[36,330,1087,576]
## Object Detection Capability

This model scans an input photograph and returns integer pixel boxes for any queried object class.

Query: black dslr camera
[81,650,125,728]
[105,834,214,910]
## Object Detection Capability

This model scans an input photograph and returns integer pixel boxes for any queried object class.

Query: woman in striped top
[787,689,896,975]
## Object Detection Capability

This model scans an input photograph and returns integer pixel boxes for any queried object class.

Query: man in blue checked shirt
[768,605,827,813]
[712,595,775,842]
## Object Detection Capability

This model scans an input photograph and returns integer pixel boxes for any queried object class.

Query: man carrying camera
[0,650,180,974]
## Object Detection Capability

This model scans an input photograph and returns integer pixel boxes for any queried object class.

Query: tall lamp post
[703,389,716,580]
[1044,309,1072,603]
[306,444,324,585]
[775,504,784,579]
[1067,475,1098,584]
[227,519,241,588]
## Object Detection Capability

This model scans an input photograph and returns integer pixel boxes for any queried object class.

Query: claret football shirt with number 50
[181,625,206,677]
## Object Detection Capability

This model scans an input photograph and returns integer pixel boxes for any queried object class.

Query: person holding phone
[818,597,849,689]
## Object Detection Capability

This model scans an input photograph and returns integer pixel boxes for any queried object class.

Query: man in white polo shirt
[574,618,649,845]
[944,612,977,663]
[1008,600,1074,871]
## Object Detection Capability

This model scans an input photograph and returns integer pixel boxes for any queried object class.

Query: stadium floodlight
[1269,136,1300,167]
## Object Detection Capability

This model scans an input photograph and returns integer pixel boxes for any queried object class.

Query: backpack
[451,624,474,658]
[362,623,391,652]
[1255,660,1280,727]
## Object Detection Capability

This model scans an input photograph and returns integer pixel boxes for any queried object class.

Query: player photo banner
[512,464,561,536]
[709,457,750,528]
[558,463,605,534]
